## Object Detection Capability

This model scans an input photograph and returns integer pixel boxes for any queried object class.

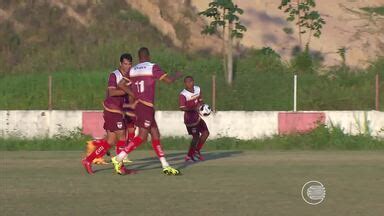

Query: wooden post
[48,75,52,110]
[376,73,380,111]
[212,75,216,112]
[227,21,233,85]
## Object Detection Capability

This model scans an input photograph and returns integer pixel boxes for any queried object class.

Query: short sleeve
[179,94,186,108]
[108,73,117,88]
[153,64,167,80]
[199,89,203,102]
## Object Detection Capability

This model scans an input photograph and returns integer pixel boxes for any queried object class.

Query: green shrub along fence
[1,125,383,151]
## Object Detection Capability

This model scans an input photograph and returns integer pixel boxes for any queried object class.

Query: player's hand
[132,100,139,109]
[122,77,132,86]
[124,100,138,109]
[129,94,136,101]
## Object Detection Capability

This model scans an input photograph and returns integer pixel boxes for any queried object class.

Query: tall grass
[1,54,383,110]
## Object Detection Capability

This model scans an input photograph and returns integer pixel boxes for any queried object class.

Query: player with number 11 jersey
[112,47,182,176]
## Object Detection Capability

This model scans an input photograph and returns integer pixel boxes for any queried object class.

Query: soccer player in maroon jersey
[179,76,210,161]
[117,96,137,163]
[121,99,137,159]
[113,47,182,175]
[82,53,135,175]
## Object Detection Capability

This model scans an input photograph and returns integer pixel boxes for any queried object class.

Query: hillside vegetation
[0,0,383,111]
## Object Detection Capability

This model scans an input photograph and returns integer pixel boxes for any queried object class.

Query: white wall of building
[0,110,383,139]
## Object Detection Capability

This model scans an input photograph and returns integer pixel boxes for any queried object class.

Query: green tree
[278,0,326,50]
[198,0,247,85]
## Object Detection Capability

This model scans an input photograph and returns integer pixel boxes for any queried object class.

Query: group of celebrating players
[81,47,210,176]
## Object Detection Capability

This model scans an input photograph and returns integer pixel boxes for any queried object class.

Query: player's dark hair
[138,47,150,58]
[184,76,194,82]
[120,53,132,63]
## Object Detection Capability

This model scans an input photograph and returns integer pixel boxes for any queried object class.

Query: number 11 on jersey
[135,80,145,93]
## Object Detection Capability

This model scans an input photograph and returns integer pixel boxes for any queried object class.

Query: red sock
[85,140,111,163]
[92,139,104,158]
[92,139,104,147]
[116,140,125,155]
[187,146,195,157]
[196,143,205,151]
[127,132,135,142]
[123,136,143,154]
[151,139,165,158]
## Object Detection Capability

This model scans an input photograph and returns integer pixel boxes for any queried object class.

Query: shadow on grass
[130,151,244,172]
[93,166,114,173]
[92,151,243,174]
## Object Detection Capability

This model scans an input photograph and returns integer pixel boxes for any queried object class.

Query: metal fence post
[48,75,52,110]
[293,74,297,112]
[376,73,380,111]
[212,75,216,112]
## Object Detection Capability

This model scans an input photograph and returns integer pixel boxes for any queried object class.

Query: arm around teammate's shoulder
[107,73,127,97]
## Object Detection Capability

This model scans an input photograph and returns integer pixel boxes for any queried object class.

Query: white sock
[116,151,128,162]
[159,157,169,168]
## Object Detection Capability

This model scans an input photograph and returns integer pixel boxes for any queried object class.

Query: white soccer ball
[199,104,211,116]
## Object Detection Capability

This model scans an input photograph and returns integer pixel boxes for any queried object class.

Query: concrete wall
[325,111,384,137]
[157,111,279,139]
[0,110,383,139]
[0,110,82,138]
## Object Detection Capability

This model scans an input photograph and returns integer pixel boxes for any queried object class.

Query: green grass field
[1,150,384,216]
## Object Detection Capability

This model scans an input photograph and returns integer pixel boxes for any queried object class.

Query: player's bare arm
[161,71,183,84]
[123,95,138,109]
[116,78,135,99]
[108,86,127,97]
[180,106,199,112]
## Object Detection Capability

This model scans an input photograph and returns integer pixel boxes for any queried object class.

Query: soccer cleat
[111,157,124,175]
[93,156,109,165]
[162,166,181,176]
[184,155,197,162]
[82,159,93,174]
[119,164,128,175]
[195,151,205,161]
[123,156,133,163]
